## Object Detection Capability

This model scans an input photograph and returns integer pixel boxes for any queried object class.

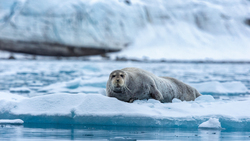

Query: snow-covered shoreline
[0,92,250,129]
[1,50,250,63]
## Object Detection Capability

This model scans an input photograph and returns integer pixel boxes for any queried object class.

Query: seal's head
[109,70,126,93]
[107,69,134,102]
[106,69,134,102]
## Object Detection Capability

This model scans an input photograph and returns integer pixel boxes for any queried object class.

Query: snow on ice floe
[189,81,249,94]
[0,119,24,125]
[0,92,250,129]
[199,118,222,129]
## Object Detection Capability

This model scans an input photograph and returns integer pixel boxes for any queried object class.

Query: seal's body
[106,67,201,103]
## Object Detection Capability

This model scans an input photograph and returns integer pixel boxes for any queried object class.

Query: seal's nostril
[117,79,119,82]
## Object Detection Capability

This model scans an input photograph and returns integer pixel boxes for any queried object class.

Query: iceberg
[1,92,250,129]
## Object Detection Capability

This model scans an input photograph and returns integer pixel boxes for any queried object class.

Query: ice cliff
[0,0,250,59]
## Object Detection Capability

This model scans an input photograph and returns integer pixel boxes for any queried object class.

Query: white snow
[0,0,250,60]
[172,98,182,103]
[199,118,222,129]
[0,92,27,101]
[0,119,24,125]
[190,81,249,93]
[0,92,250,129]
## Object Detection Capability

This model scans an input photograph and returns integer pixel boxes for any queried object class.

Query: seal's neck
[113,86,123,93]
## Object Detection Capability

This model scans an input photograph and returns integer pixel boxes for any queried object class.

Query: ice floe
[9,87,31,93]
[0,92,250,129]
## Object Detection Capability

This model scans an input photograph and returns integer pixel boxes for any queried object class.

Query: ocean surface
[1,124,250,141]
[0,60,250,140]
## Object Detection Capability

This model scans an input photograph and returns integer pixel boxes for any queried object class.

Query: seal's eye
[120,75,124,78]
[112,75,116,78]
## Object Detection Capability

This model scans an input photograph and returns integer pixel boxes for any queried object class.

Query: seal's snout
[116,79,120,82]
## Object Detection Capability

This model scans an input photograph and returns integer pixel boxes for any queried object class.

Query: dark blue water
[1,124,250,141]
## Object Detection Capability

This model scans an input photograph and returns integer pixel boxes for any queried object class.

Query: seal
[106,67,201,103]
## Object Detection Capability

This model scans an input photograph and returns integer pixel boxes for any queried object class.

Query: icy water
[1,124,250,141]
[0,60,250,140]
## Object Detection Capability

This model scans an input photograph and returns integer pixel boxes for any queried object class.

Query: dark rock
[0,39,120,57]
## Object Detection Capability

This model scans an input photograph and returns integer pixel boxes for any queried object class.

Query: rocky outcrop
[0,0,137,56]
[0,39,119,56]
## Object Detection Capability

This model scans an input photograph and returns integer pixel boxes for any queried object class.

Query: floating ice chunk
[65,78,81,89]
[29,82,43,87]
[190,81,248,93]
[195,95,215,102]
[9,87,31,93]
[0,119,24,125]
[110,137,136,141]
[199,118,222,129]
[172,98,182,103]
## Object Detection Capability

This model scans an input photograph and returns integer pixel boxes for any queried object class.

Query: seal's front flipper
[128,98,134,103]
[150,88,163,101]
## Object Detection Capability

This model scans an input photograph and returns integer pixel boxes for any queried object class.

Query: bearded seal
[106,67,201,103]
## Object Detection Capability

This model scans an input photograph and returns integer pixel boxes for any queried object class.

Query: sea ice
[190,81,249,94]
[172,98,182,103]
[0,92,250,129]
[199,118,222,129]
[195,95,215,102]
[9,87,31,93]
[0,119,24,125]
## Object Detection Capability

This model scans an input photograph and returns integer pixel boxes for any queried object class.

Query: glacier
[0,0,250,59]
[1,92,250,129]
